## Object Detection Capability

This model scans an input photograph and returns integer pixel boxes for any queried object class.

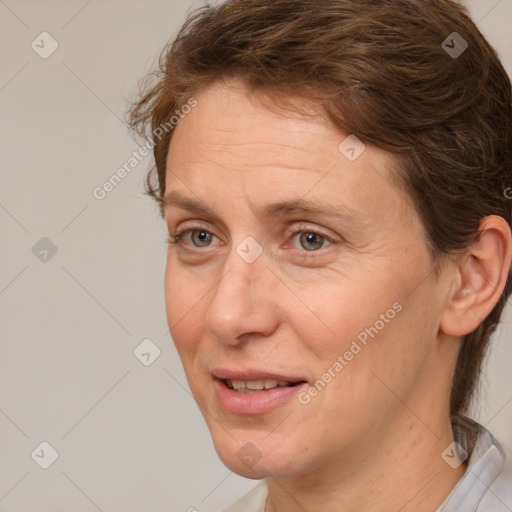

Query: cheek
[164,255,208,322]
[308,280,436,418]
[295,277,400,359]
[164,263,205,362]
[295,273,429,400]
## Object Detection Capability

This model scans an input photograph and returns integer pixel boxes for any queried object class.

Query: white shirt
[222,416,512,512]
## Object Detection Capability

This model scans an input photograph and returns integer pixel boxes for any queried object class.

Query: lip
[212,368,307,383]
[212,368,308,415]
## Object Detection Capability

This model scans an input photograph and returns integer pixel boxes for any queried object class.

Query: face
[164,81,451,480]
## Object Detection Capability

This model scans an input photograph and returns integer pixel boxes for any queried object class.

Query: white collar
[436,416,506,511]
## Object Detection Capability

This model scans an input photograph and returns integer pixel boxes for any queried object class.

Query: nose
[204,244,279,345]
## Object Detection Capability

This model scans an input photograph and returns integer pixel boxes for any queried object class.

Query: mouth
[211,370,309,414]
[223,378,304,393]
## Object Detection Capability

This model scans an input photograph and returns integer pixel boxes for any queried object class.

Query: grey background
[0,1,511,510]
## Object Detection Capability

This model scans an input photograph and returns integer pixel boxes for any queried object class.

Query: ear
[440,215,512,337]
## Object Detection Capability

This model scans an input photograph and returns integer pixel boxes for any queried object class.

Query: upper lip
[212,368,308,383]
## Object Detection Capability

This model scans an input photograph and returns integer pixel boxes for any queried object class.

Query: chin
[209,426,306,479]
[220,456,271,479]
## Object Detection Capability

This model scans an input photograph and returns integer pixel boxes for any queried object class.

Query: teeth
[247,380,265,390]
[231,380,246,390]
[226,379,293,392]
[264,379,279,389]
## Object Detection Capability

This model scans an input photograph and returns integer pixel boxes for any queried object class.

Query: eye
[168,228,218,248]
[167,224,337,254]
[290,226,333,252]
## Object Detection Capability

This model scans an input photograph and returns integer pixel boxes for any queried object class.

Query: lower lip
[213,378,307,415]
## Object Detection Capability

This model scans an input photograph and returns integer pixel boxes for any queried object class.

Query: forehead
[165,81,414,228]
[172,83,335,168]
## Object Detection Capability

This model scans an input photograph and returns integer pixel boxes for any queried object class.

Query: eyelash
[167,224,336,254]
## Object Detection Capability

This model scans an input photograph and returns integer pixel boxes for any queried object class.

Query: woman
[128,1,512,510]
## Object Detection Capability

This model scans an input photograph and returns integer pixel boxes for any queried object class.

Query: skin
[163,79,512,512]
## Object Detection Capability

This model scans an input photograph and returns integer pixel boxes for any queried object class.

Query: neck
[264,413,467,512]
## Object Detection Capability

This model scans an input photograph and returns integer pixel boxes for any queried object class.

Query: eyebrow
[163,190,363,223]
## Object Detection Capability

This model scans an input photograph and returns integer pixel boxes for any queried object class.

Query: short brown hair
[127,0,512,416]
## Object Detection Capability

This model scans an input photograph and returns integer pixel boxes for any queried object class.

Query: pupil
[301,232,323,251]
[193,231,212,246]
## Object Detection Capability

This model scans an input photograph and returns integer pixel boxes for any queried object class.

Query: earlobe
[440,215,512,338]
